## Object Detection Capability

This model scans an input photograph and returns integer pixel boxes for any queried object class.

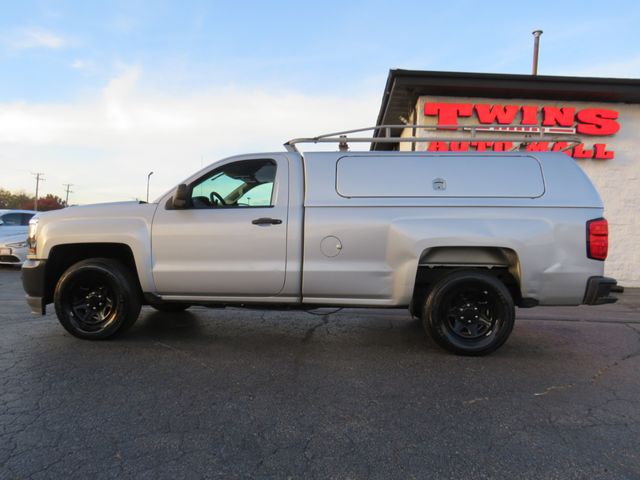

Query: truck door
[151,154,289,296]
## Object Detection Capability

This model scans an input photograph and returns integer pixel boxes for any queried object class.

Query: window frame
[21,213,35,226]
[177,158,278,210]
[0,213,22,226]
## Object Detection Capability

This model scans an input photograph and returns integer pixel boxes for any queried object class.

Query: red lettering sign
[426,141,615,159]
[422,101,620,160]
[423,102,620,135]
[521,105,539,125]
[423,103,472,129]
[525,142,550,152]
[542,107,575,127]
[474,104,520,124]
[593,143,614,160]
[576,108,620,135]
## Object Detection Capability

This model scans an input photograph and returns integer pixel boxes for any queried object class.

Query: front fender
[36,205,157,292]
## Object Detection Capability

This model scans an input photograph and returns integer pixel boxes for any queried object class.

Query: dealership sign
[423,102,620,159]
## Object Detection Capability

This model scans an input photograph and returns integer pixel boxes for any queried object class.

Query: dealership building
[373,70,640,287]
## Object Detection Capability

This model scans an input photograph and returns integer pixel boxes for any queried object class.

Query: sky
[1,0,639,204]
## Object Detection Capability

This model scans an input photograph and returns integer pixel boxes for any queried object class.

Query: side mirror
[172,184,190,209]
[0,219,4,225]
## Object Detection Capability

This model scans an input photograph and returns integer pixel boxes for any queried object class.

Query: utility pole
[63,183,74,207]
[532,29,543,76]
[32,173,45,211]
[146,171,154,203]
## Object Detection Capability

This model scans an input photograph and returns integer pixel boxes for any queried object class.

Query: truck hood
[36,201,158,222]
[33,201,160,261]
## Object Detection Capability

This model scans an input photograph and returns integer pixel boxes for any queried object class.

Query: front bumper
[583,276,618,305]
[0,254,23,265]
[21,259,47,315]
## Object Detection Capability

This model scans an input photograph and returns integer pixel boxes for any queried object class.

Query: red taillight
[587,218,608,260]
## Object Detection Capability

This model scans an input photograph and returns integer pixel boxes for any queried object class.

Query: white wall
[402,96,640,287]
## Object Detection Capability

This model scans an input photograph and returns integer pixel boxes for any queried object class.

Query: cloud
[70,59,91,70]
[0,67,380,203]
[8,28,66,49]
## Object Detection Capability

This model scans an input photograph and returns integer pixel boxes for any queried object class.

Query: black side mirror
[172,184,190,209]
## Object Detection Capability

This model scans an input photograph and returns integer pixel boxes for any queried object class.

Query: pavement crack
[154,341,217,372]
[589,323,640,385]
[302,316,328,343]
[534,383,576,396]
[463,396,489,405]
[621,323,640,361]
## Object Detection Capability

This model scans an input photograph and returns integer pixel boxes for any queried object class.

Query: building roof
[373,69,640,150]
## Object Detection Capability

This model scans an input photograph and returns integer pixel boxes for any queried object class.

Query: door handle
[251,217,283,225]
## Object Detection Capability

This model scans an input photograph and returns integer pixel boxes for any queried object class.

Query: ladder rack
[283,125,582,153]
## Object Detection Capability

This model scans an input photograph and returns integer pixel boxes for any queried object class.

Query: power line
[32,173,45,211]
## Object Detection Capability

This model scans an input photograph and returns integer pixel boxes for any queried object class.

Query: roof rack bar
[284,124,581,152]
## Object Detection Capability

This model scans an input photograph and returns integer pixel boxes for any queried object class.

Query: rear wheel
[54,258,141,339]
[408,295,424,320]
[422,270,515,356]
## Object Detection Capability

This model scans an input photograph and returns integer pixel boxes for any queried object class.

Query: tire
[53,258,142,340]
[150,302,191,313]
[422,270,515,356]
[408,296,424,320]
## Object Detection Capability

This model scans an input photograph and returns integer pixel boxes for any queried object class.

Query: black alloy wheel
[54,258,141,339]
[422,270,515,356]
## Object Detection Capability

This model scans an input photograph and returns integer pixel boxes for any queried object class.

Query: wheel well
[411,247,522,313]
[44,243,141,304]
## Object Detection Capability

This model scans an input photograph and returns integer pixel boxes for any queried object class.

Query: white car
[0,233,29,266]
[0,210,37,237]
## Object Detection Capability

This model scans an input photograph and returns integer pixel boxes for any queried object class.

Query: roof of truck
[301,151,603,209]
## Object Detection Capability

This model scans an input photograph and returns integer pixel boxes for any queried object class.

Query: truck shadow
[119,307,548,360]
[124,307,438,354]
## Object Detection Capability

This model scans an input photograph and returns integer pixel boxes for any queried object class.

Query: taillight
[587,218,608,260]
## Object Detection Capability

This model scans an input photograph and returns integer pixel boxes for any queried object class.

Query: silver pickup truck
[21,130,617,355]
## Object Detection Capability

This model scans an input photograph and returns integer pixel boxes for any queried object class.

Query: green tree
[0,189,31,209]
[22,194,65,211]
[0,189,11,208]
[0,189,65,211]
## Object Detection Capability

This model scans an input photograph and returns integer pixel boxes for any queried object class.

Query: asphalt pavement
[1,265,639,479]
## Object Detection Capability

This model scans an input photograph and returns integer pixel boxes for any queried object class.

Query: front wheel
[54,258,142,339]
[422,270,515,356]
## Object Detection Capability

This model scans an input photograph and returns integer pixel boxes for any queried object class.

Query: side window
[21,213,35,226]
[0,213,21,226]
[190,159,276,209]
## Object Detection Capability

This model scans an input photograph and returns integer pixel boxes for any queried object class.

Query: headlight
[6,241,28,248]
[28,217,39,255]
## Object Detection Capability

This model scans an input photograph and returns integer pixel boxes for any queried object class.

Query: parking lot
[0,265,639,479]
